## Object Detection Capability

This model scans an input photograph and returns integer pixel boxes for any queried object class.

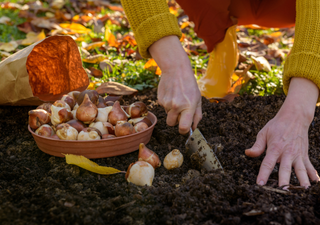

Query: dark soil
[1,90,320,225]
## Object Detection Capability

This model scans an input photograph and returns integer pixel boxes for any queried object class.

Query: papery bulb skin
[76,90,99,105]
[115,121,134,137]
[125,161,155,186]
[66,119,86,133]
[97,96,107,108]
[61,94,76,110]
[95,106,112,122]
[163,149,184,170]
[128,117,152,127]
[35,124,55,137]
[102,134,116,139]
[28,109,51,130]
[134,122,149,133]
[76,94,98,124]
[56,123,78,140]
[105,101,114,106]
[71,104,79,120]
[50,134,60,140]
[67,91,81,102]
[138,143,161,168]
[89,121,110,135]
[36,103,52,114]
[53,100,71,111]
[126,102,148,118]
[51,105,73,126]
[77,127,101,140]
[108,101,129,126]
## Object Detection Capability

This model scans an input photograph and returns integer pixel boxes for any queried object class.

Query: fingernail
[258,180,264,186]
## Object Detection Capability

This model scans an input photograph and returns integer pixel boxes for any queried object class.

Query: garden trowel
[185,128,223,171]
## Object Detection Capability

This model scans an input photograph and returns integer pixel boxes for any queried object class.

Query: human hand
[149,36,202,134]
[245,77,320,188]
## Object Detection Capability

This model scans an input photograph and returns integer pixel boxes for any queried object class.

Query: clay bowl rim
[28,112,157,143]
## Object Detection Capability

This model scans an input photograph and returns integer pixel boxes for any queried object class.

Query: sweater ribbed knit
[121,0,320,96]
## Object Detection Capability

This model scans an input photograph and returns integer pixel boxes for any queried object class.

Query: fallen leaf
[51,0,66,9]
[99,60,113,73]
[180,21,190,29]
[21,30,46,45]
[90,67,103,78]
[105,27,119,48]
[0,16,10,24]
[84,41,105,51]
[95,81,137,96]
[31,18,53,29]
[0,41,19,52]
[82,54,107,64]
[108,5,123,12]
[59,23,91,34]
[251,56,271,72]
[65,154,122,175]
[122,35,137,46]
[144,58,162,75]
[0,50,11,57]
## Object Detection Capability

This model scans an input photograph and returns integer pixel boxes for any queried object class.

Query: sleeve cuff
[135,12,182,58]
[283,52,320,100]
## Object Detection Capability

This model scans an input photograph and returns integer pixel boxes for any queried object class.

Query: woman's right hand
[149,36,202,134]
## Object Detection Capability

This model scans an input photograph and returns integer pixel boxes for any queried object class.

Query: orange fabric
[176,0,296,52]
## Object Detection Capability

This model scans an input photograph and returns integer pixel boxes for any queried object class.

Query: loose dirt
[1,90,320,225]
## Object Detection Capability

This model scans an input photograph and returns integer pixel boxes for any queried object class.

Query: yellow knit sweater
[121,0,320,96]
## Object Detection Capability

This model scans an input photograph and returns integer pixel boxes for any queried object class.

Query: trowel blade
[185,128,223,171]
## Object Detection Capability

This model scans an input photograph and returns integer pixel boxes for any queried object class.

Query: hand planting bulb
[163,149,184,170]
[50,105,73,126]
[35,124,55,137]
[77,127,102,140]
[125,161,155,186]
[55,123,78,140]
[95,106,112,122]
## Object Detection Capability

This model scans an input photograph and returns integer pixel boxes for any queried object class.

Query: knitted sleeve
[121,0,182,58]
[283,0,320,98]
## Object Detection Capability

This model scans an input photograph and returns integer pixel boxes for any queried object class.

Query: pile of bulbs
[28,90,152,140]
[126,143,184,186]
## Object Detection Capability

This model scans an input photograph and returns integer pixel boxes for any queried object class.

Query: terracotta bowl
[28,112,157,158]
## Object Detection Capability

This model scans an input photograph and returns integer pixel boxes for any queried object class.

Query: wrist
[149,36,191,75]
[279,77,318,123]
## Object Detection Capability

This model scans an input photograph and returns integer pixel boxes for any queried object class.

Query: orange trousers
[176,0,296,52]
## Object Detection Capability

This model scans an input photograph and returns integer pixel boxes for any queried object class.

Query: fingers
[192,106,202,131]
[178,110,194,134]
[245,130,267,158]
[166,109,179,127]
[278,153,293,187]
[292,159,310,188]
[256,149,280,186]
[304,158,320,183]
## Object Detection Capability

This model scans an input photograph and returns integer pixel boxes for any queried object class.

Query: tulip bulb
[67,91,80,102]
[35,124,55,137]
[53,100,71,111]
[76,94,98,124]
[102,134,116,139]
[89,121,112,135]
[138,143,161,168]
[66,119,86,133]
[108,101,129,125]
[134,122,149,133]
[163,149,184,170]
[28,109,51,130]
[61,94,76,110]
[115,121,134,137]
[95,106,112,122]
[105,101,114,106]
[97,96,107,108]
[50,134,60,140]
[51,105,73,126]
[36,103,52,114]
[76,90,99,105]
[56,123,78,140]
[126,102,148,118]
[128,117,152,127]
[78,127,102,140]
[125,161,155,186]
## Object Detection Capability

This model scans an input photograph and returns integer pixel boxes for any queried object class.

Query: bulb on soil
[125,161,155,186]
[138,143,161,168]
[163,149,184,170]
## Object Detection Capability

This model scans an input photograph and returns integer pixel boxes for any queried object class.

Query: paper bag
[0,35,89,106]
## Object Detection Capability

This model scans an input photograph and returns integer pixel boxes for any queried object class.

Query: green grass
[0,8,26,42]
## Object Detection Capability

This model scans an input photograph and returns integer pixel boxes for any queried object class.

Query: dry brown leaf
[95,81,137,96]
[89,67,103,78]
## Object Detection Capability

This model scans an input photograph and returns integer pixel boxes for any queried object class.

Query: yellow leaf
[21,30,46,45]
[65,154,122,175]
[0,41,18,52]
[104,27,119,48]
[84,41,105,51]
[86,82,97,90]
[169,6,178,16]
[59,22,91,34]
[180,21,190,29]
[82,54,107,64]
[144,59,162,75]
